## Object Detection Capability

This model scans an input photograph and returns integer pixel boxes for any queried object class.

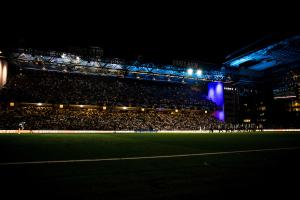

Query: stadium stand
[0,68,224,130]
[0,106,222,130]
[0,69,217,109]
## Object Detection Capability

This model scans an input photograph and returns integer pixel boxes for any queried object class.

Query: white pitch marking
[1,146,300,166]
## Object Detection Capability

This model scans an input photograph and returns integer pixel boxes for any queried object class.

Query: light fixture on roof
[187,68,193,75]
[196,69,202,76]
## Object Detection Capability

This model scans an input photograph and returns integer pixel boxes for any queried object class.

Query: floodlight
[196,69,202,76]
[187,68,193,75]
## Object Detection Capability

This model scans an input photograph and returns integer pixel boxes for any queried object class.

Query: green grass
[1,132,300,199]
[1,132,300,163]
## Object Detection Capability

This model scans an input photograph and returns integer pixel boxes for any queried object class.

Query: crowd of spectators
[0,68,229,130]
[0,106,222,130]
[0,69,218,110]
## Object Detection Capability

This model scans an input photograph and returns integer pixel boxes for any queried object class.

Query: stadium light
[37,103,42,106]
[79,105,83,108]
[123,106,127,110]
[141,108,145,112]
[10,102,14,107]
[59,104,64,109]
[103,106,107,110]
[76,56,80,60]
[196,69,202,76]
[244,119,251,123]
[175,109,179,112]
[205,110,207,114]
[61,53,66,58]
[187,68,193,75]
[0,50,2,54]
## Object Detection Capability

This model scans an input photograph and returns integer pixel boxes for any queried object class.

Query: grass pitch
[1,132,300,199]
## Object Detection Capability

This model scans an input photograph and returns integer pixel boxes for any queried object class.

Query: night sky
[1,2,299,64]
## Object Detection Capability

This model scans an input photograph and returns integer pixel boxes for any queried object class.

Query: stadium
[1,27,300,198]
[1,34,300,132]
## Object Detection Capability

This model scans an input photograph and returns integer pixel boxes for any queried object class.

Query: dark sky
[1,2,299,64]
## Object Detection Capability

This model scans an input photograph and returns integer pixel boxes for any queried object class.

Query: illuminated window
[243,119,251,123]
[259,106,266,111]
[292,101,300,107]
[10,102,14,107]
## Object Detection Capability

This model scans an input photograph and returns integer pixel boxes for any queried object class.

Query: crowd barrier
[1,129,300,134]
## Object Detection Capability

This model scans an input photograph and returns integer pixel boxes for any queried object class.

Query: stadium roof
[224,34,300,71]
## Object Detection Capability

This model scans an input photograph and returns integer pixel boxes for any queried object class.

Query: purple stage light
[207,82,224,121]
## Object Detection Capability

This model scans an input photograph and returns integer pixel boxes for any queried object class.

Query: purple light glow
[207,82,224,121]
